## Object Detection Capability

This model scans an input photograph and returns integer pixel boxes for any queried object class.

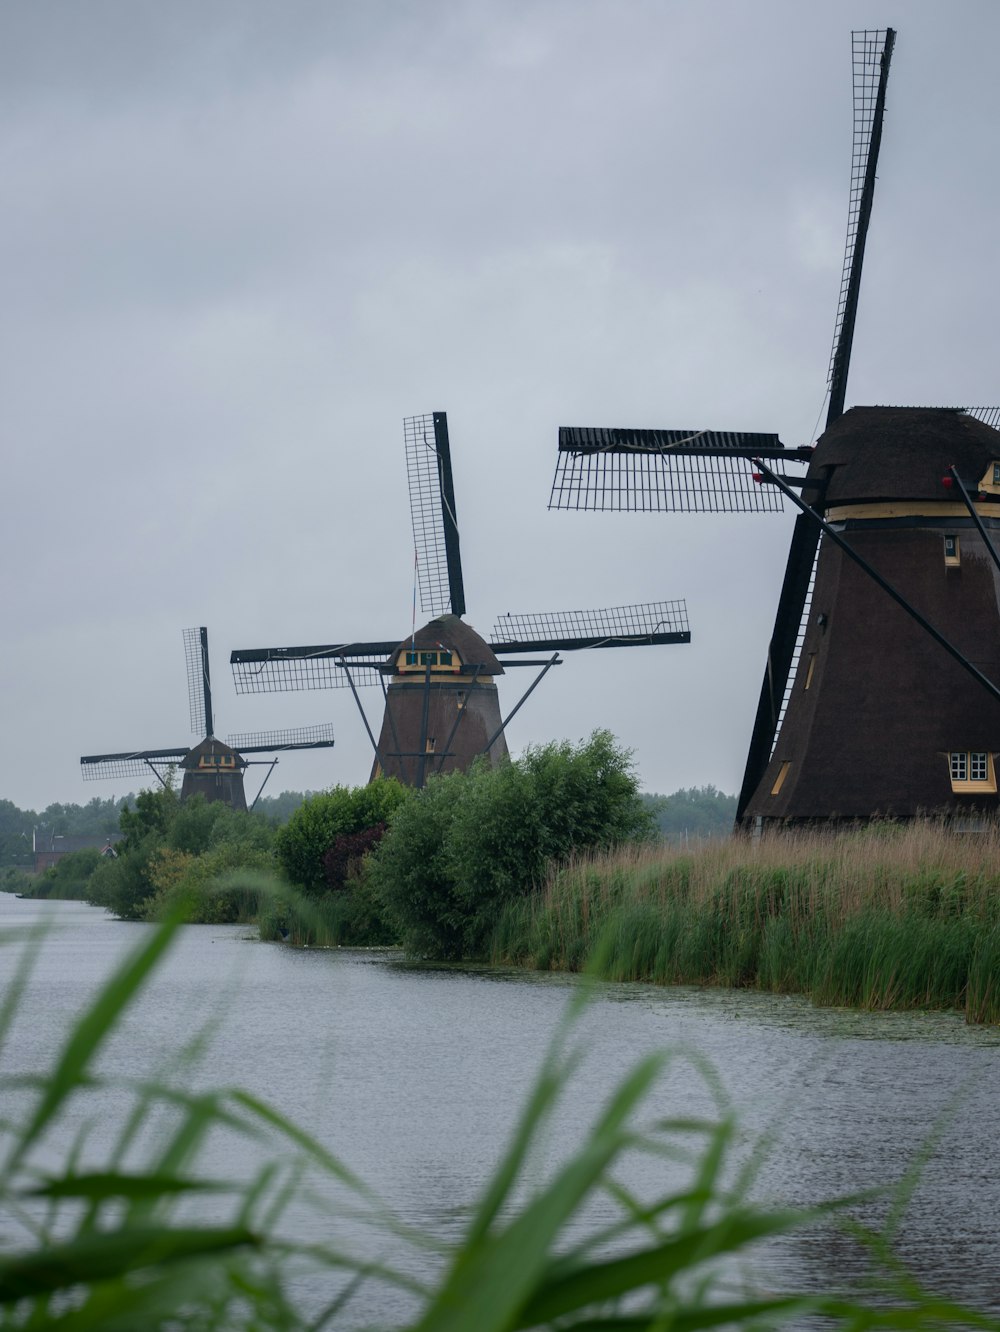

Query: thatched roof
[181,737,245,769]
[814,407,1000,506]
[385,615,505,675]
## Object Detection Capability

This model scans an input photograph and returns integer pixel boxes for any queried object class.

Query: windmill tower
[81,627,336,810]
[547,29,1000,827]
[231,411,689,787]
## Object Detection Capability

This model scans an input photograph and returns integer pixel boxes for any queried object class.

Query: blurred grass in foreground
[0,917,997,1329]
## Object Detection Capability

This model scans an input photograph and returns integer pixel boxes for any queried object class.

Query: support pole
[249,759,279,811]
[482,654,559,754]
[434,666,483,775]
[753,458,1000,708]
[339,657,387,774]
[378,671,406,776]
[947,466,1000,577]
[416,660,433,788]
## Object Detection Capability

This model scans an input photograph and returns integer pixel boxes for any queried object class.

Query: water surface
[2,894,998,1321]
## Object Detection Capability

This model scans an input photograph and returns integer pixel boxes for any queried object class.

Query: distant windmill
[230,412,689,786]
[81,627,336,810]
[548,29,1000,826]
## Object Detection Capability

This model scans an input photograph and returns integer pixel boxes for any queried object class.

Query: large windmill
[548,29,1000,827]
[81,627,336,810]
[231,411,689,787]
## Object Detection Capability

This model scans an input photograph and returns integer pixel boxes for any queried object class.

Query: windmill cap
[813,406,1000,505]
[387,614,504,675]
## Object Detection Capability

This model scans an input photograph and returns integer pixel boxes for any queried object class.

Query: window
[944,534,960,567]
[398,648,461,672]
[993,464,1000,486]
[949,751,996,793]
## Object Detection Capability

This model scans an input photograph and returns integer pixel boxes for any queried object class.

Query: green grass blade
[9,917,181,1168]
[0,1224,257,1301]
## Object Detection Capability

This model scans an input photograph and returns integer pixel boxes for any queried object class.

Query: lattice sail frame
[183,627,209,736]
[232,652,385,694]
[549,429,792,513]
[828,29,895,391]
[227,723,337,751]
[405,413,454,616]
[81,752,187,782]
[492,601,689,648]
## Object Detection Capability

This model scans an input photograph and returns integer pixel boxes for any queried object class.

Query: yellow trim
[825,501,1000,522]
[804,654,816,690]
[770,761,792,796]
[977,462,1000,495]
[392,671,493,684]
[396,648,462,675]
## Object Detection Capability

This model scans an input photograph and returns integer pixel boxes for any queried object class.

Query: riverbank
[490,822,1000,1024]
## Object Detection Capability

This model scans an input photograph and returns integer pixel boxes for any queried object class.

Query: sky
[3,0,999,812]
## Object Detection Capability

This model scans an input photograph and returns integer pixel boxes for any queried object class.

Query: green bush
[273,779,410,894]
[370,731,652,959]
[89,788,281,922]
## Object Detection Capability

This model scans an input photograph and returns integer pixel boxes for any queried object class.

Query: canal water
[2,893,999,1324]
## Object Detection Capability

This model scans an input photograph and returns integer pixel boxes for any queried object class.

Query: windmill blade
[405,411,466,616]
[826,28,895,426]
[550,428,805,513]
[80,747,188,782]
[227,723,336,753]
[183,626,214,737]
[491,602,690,653]
[230,642,396,693]
[738,30,896,822]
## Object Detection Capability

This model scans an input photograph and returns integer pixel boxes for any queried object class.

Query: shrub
[370,731,651,959]
[274,779,410,894]
[322,822,388,892]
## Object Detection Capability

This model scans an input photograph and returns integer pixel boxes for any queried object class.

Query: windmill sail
[491,602,690,652]
[405,411,466,617]
[550,429,801,514]
[736,27,895,819]
[184,626,214,738]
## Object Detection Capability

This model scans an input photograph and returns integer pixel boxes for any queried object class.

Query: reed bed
[491,822,1000,1023]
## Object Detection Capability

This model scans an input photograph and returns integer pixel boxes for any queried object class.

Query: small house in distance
[33,831,122,874]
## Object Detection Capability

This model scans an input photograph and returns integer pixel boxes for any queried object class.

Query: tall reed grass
[491,822,1000,1023]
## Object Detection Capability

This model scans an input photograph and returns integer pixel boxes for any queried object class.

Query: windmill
[548,28,1000,827]
[230,411,689,787]
[81,627,336,810]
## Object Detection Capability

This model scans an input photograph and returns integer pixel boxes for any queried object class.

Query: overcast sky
[3,0,999,812]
